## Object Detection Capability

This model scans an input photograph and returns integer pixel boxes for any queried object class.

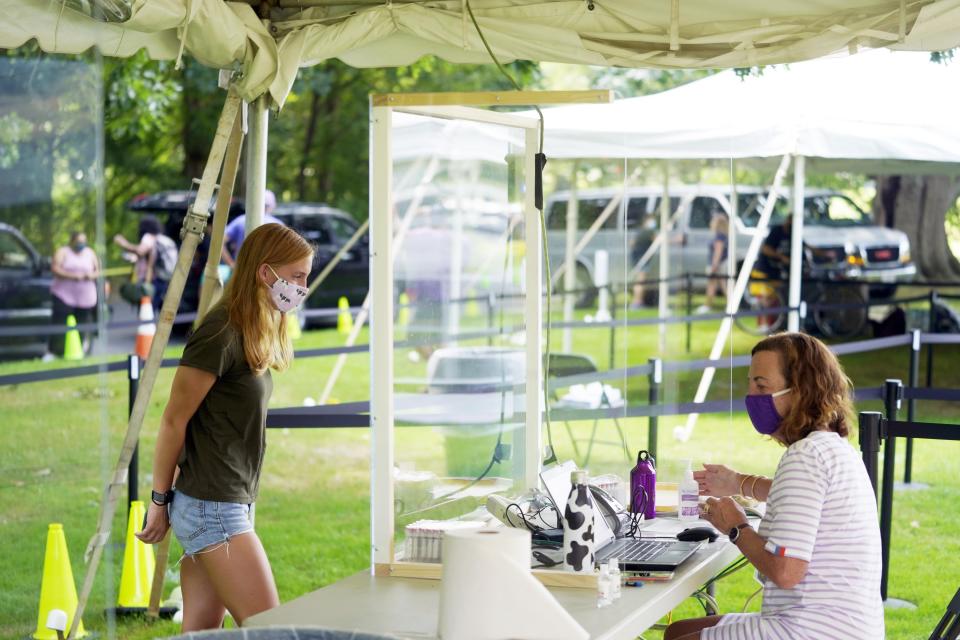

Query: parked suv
[127,192,368,327]
[0,222,52,359]
[544,185,916,302]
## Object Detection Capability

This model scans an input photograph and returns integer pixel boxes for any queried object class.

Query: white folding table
[248,518,749,639]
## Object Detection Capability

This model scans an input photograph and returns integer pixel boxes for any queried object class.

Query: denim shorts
[169,490,254,556]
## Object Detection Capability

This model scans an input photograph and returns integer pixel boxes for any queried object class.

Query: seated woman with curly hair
[664,332,883,640]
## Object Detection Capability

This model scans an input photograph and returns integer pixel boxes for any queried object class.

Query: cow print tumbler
[563,469,595,573]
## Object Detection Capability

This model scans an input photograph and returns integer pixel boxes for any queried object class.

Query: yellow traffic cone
[465,289,480,318]
[337,296,353,335]
[116,501,155,611]
[34,524,86,639]
[286,310,302,340]
[63,315,83,361]
[134,296,155,359]
[398,292,411,328]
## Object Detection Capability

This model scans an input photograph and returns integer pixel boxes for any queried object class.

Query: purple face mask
[744,388,791,435]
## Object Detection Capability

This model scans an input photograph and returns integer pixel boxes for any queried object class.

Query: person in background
[696,212,729,313]
[629,213,658,309]
[44,231,99,360]
[136,223,313,630]
[114,215,164,310]
[663,332,882,640]
[221,190,283,269]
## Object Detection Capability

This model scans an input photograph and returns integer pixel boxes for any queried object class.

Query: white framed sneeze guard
[368,91,610,587]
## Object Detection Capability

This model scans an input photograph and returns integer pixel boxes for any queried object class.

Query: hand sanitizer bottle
[608,558,622,601]
[678,460,699,522]
[597,563,612,608]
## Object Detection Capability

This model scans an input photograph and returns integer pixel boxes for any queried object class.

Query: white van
[544,185,916,303]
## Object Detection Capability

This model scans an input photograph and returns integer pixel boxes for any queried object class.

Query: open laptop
[541,461,701,571]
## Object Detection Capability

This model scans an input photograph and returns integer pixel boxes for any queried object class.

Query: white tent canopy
[5,0,960,106]
[528,50,960,175]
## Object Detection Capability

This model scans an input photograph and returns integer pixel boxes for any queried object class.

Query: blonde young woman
[664,332,883,640]
[137,224,313,629]
[697,212,729,313]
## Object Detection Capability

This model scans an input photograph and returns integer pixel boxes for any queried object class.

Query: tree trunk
[315,90,339,202]
[873,175,960,280]
[297,90,321,201]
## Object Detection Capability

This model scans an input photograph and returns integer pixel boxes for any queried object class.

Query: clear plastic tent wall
[0,54,124,633]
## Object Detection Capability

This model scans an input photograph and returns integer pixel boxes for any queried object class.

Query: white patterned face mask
[266,265,307,313]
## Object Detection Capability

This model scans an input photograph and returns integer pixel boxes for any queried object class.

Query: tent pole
[673,153,792,443]
[562,161,579,353]
[245,94,269,233]
[659,162,670,354]
[728,159,738,308]
[69,88,241,640]
[196,108,245,326]
[788,155,805,331]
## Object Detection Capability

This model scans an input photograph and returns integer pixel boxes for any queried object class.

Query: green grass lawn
[1,307,958,639]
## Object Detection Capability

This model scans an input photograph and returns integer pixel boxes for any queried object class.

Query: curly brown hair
[751,332,854,445]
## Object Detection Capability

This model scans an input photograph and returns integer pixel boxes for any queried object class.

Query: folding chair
[547,352,631,467]
[930,585,960,640]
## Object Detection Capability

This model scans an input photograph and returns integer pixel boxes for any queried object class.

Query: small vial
[608,558,622,601]
[597,564,612,608]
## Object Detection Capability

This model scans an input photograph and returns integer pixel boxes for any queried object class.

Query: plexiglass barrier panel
[0,54,121,637]
[390,113,529,561]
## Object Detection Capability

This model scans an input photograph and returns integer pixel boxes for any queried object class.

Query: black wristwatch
[151,489,175,506]
[728,522,751,544]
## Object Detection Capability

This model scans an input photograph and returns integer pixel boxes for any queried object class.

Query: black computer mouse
[677,526,719,543]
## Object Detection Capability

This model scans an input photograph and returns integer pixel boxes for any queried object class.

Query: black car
[127,192,369,327]
[0,222,53,359]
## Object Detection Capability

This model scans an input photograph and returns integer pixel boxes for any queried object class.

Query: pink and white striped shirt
[705,430,884,640]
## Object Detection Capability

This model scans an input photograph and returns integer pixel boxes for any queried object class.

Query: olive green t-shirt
[176,306,272,503]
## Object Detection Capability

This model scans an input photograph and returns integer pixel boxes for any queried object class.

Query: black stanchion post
[648,357,661,462]
[926,291,937,389]
[685,273,693,353]
[859,411,882,501]
[905,330,920,484]
[127,354,140,515]
[879,379,902,601]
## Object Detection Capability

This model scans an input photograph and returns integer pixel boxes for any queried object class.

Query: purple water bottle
[630,450,657,520]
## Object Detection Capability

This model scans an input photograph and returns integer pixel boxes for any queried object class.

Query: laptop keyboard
[604,539,672,562]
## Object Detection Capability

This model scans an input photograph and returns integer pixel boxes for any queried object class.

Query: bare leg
[663,614,724,640]
[180,554,227,631]
[705,276,717,308]
[194,532,280,626]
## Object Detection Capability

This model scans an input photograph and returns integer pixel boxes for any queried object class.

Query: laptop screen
[540,461,615,548]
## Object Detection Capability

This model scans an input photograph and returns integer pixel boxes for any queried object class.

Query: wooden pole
[195,108,245,326]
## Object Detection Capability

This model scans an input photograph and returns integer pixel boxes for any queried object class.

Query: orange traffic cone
[134,296,155,359]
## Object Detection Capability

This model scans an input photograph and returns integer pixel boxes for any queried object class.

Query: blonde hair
[219,223,313,375]
[711,213,729,235]
[752,332,855,445]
